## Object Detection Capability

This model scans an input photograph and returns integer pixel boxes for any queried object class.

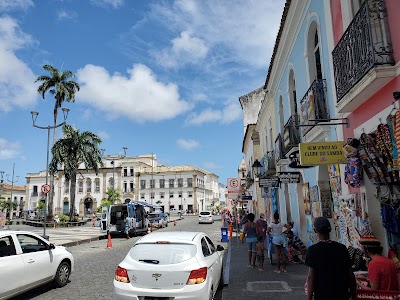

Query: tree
[96,188,121,212]
[0,200,17,211]
[35,64,80,217]
[49,125,102,221]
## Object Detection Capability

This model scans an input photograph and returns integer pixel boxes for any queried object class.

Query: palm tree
[49,125,102,220]
[35,64,80,216]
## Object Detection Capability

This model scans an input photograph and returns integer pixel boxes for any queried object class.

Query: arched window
[288,69,298,116]
[307,21,323,82]
[63,198,69,215]
[279,95,284,133]
[78,179,83,193]
[86,178,92,193]
[95,178,100,193]
[64,179,70,194]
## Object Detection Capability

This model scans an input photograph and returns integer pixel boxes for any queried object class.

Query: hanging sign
[278,172,301,183]
[288,150,314,169]
[299,141,346,165]
[259,177,280,187]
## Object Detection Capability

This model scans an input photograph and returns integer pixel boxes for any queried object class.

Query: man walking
[305,217,356,300]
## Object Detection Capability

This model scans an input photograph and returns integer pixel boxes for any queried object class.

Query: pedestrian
[256,212,267,247]
[256,235,265,271]
[356,236,399,291]
[53,214,59,229]
[92,212,97,227]
[267,211,288,273]
[305,217,356,300]
[242,213,257,268]
[123,212,130,240]
[287,230,307,263]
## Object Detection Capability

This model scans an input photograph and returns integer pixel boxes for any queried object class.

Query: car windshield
[200,212,211,216]
[147,214,160,219]
[130,243,197,265]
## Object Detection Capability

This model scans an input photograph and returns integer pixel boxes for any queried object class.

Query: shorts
[272,234,286,246]
[246,237,257,252]
[256,253,265,262]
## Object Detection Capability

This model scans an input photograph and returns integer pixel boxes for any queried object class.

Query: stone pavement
[222,236,308,300]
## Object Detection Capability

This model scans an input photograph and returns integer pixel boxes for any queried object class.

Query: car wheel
[54,261,70,287]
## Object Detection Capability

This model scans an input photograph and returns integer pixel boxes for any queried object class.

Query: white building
[25,154,219,216]
[0,182,26,218]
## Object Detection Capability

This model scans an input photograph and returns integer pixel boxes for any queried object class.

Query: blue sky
[0,0,285,186]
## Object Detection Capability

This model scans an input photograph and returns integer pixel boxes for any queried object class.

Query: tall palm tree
[49,125,102,220]
[35,64,80,216]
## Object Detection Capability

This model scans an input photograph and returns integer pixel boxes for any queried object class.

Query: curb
[60,234,107,247]
[221,240,231,300]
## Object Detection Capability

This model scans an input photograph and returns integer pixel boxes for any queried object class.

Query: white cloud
[177,138,199,150]
[203,162,222,170]
[97,131,109,140]
[0,0,33,12]
[186,101,242,125]
[0,138,20,159]
[153,31,209,69]
[150,0,285,68]
[0,16,37,112]
[77,64,192,122]
[90,0,124,9]
[57,9,79,22]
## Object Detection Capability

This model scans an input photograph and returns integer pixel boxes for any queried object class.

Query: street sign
[242,195,252,201]
[259,177,280,187]
[278,172,301,183]
[41,184,51,194]
[227,178,240,199]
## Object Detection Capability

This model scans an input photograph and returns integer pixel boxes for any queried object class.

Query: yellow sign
[299,141,346,165]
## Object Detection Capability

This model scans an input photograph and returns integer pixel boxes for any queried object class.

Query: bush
[59,214,70,222]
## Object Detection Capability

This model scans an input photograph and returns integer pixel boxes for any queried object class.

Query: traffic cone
[106,232,112,249]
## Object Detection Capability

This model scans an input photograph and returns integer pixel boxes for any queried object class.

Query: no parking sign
[41,184,51,194]
[227,178,240,199]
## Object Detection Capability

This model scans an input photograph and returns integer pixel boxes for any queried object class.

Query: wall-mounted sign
[278,172,301,183]
[288,150,314,169]
[242,195,253,201]
[259,177,280,187]
[299,141,346,165]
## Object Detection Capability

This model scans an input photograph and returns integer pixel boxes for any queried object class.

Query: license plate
[144,298,167,300]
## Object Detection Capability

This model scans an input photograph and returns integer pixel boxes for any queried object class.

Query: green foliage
[37,201,46,210]
[0,200,18,211]
[97,197,113,212]
[58,214,69,222]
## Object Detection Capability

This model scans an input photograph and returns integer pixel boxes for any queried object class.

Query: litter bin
[221,227,229,242]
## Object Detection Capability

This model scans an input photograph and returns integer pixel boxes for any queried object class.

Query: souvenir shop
[337,111,400,256]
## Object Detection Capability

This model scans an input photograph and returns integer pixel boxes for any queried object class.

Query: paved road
[11,215,224,300]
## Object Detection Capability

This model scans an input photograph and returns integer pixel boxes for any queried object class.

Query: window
[130,181,134,192]
[123,182,127,192]
[123,168,127,177]
[0,235,16,257]
[32,185,38,196]
[178,192,182,198]
[169,192,174,198]
[86,178,92,193]
[187,178,193,187]
[205,236,216,254]
[140,193,145,199]
[201,238,211,257]
[109,177,114,188]
[17,234,48,253]
[140,180,146,189]
[150,179,155,189]
[95,178,100,192]
[130,168,134,176]
[178,178,183,188]
[159,179,165,188]
[169,179,174,188]
[64,180,69,194]
[160,192,165,199]
[188,192,193,198]
[150,192,155,199]
[78,179,83,193]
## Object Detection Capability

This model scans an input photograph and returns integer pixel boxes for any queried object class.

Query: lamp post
[0,171,4,201]
[31,107,69,239]
[102,148,127,203]
[6,163,19,220]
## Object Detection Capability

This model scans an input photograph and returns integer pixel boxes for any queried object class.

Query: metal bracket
[296,118,350,129]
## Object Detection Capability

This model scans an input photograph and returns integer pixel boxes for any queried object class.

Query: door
[204,236,222,293]
[0,235,24,298]
[17,234,54,286]
[101,206,108,233]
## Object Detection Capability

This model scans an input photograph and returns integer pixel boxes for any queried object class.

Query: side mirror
[216,245,225,251]
[49,243,56,250]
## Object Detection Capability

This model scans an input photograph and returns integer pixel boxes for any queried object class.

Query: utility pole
[6,163,19,220]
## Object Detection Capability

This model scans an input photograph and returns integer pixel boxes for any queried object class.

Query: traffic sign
[41,184,51,194]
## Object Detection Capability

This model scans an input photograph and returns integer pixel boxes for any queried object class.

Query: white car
[0,230,74,300]
[199,211,214,224]
[113,231,224,300]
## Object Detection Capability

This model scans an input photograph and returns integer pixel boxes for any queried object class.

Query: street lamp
[251,159,263,179]
[31,107,69,239]
[102,148,127,203]
[6,163,19,220]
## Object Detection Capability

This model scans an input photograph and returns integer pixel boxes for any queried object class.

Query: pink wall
[386,0,400,63]
[330,0,343,45]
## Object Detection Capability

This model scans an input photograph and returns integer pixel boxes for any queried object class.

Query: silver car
[199,211,214,224]
[0,230,74,300]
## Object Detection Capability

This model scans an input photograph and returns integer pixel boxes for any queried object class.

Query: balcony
[283,115,301,154]
[300,79,329,136]
[275,134,286,162]
[332,0,394,112]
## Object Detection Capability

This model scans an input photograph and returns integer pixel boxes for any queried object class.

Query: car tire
[54,261,70,287]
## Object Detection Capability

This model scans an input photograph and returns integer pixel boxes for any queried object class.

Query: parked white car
[113,231,224,300]
[0,230,74,300]
[199,211,214,224]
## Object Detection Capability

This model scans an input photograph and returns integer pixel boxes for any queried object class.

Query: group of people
[242,211,307,273]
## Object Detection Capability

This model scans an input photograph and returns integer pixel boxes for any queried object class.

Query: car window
[0,235,16,257]
[201,238,211,257]
[205,236,216,254]
[130,243,196,265]
[200,212,211,216]
[17,234,48,253]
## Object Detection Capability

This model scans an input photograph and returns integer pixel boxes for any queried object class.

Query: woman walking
[242,213,257,267]
[268,212,288,273]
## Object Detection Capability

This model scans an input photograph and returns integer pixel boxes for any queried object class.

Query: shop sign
[299,141,346,166]
[288,150,314,169]
[242,195,253,201]
[259,177,280,187]
[278,172,301,183]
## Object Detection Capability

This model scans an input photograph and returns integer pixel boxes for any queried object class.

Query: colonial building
[0,182,26,219]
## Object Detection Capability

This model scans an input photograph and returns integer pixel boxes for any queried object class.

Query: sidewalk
[222,236,308,300]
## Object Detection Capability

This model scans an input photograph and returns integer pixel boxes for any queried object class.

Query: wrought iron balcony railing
[275,134,286,161]
[283,115,301,154]
[332,0,394,101]
[300,79,328,136]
